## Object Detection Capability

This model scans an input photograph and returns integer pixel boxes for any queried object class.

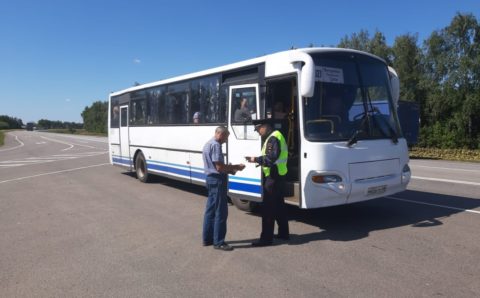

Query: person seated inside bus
[112,106,119,126]
[234,98,252,123]
[193,111,202,124]
[273,101,288,119]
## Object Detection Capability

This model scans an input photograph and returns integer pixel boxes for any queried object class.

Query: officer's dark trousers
[260,175,289,243]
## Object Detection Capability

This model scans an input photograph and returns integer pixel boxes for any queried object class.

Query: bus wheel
[231,196,259,212]
[135,152,150,183]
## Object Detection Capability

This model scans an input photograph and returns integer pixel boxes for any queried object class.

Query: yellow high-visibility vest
[261,130,288,177]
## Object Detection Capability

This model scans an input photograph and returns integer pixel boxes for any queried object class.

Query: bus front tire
[135,152,150,183]
[231,196,259,212]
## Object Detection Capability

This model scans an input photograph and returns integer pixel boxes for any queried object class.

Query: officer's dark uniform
[253,124,289,245]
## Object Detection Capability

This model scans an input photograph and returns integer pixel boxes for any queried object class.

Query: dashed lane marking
[386,196,480,215]
[412,176,480,187]
[0,151,107,168]
[0,163,110,184]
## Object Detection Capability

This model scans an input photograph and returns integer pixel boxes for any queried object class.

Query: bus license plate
[367,185,387,196]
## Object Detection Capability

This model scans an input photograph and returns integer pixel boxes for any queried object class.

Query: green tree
[338,29,371,51]
[391,34,425,102]
[0,115,23,129]
[81,101,108,133]
[422,13,480,148]
[37,119,52,129]
[338,29,392,63]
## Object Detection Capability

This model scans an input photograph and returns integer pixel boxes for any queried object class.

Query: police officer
[246,119,290,246]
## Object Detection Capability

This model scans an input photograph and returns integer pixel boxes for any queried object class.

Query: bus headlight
[311,174,346,193]
[401,164,411,184]
[311,174,342,184]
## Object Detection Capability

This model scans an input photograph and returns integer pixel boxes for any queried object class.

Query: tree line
[337,13,479,149]
[81,101,108,134]
[0,115,24,129]
[0,115,84,131]
[37,119,83,130]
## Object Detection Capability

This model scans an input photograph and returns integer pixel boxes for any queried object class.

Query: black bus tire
[135,152,150,183]
[231,196,259,212]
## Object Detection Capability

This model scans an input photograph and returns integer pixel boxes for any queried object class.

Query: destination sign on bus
[315,66,344,84]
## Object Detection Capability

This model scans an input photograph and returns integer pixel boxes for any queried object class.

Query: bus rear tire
[231,196,259,212]
[135,152,150,183]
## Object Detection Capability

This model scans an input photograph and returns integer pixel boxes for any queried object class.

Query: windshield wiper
[347,129,362,147]
[371,107,398,144]
[347,111,369,147]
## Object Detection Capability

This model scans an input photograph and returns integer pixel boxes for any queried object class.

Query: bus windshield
[303,52,402,143]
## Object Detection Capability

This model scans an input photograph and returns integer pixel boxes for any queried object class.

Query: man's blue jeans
[203,174,228,246]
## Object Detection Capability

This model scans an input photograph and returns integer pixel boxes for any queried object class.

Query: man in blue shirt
[202,126,245,251]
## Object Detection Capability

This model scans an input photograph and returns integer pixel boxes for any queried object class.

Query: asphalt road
[1,131,479,297]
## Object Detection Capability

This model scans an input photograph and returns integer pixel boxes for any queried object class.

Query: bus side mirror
[290,52,315,98]
[388,66,400,105]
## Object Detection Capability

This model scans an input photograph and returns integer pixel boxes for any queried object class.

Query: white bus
[108,48,411,211]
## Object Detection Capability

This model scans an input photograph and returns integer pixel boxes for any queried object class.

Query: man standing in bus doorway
[245,119,290,247]
[202,126,245,251]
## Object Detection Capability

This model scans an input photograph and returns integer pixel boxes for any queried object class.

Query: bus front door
[227,84,263,207]
[119,105,132,170]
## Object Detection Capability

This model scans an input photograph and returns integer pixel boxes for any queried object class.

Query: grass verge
[410,147,480,162]
[45,129,107,137]
[0,130,4,146]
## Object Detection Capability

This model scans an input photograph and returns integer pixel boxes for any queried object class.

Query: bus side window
[111,99,120,128]
[120,107,128,127]
[231,87,257,124]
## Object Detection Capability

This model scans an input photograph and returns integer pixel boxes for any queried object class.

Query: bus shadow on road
[283,189,480,245]
[122,172,479,245]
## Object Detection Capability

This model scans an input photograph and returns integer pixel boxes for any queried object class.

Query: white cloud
[65,98,71,102]
[133,58,141,64]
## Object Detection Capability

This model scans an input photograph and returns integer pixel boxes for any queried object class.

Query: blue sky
[1,0,478,123]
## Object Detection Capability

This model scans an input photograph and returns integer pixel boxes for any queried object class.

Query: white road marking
[40,135,98,150]
[0,134,25,152]
[0,160,43,163]
[39,133,108,143]
[412,176,480,187]
[24,156,74,160]
[413,165,480,173]
[40,136,74,151]
[52,151,107,157]
[386,196,480,215]
[0,152,107,168]
[0,163,110,184]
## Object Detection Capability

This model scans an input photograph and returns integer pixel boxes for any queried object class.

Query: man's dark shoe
[274,234,290,240]
[213,243,234,251]
[203,241,213,246]
[251,240,273,247]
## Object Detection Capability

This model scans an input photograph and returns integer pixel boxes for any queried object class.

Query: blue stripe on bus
[112,155,261,194]
[229,181,262,194]
[148,159,191,170]
[190,171,206,180]
[112,156,132,166]
[229,175,261,183]
[147,163,191,177]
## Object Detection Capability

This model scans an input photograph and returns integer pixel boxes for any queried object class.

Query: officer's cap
[252,119,273,131]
